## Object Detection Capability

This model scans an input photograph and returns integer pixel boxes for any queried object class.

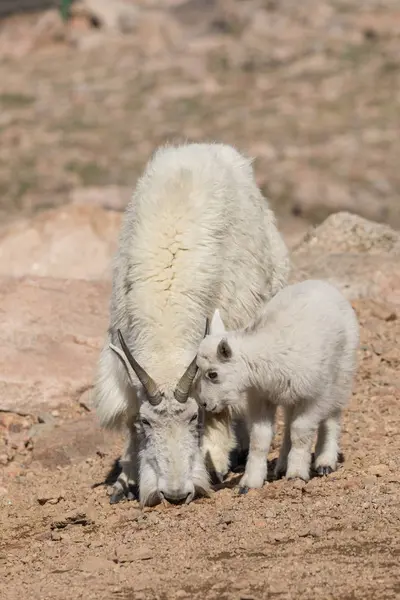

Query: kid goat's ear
[210,309,226,335]
[217,338,232,361]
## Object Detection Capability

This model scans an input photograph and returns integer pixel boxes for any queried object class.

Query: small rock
[368,464,389,477]
[77,0,139,32]
[70,185,130,212]
[79,388,93,412]
[38,413,55,425]
[115,547,153,563]
[264,509,276,519]
[0,454,8,466]
[371,302,397,322]
[388,475,400,484]
[51,531,62,541]
[272,532,287,542]
[292,479,306,491]
[80,556,114,572]
[219,512,235,525]
[0,486,8,497]
[310,525,323,538]
[364,475,377,488]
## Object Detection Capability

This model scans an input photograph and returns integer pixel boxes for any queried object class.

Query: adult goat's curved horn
[114,329,162,406]
[174,318,209,404]
[205,317,210,336]
[174,356,198,404]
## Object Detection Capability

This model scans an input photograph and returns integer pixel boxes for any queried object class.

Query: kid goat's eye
[207,371,218,381]
[190,414,198,423]
[140,418,151,427]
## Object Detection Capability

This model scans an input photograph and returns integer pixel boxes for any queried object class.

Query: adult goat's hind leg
[202,409,236,482]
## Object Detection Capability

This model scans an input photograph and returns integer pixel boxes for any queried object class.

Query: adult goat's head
[109,322,210,506]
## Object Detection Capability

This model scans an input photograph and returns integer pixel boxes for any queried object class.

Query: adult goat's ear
[217,338,232,361]
[110,330,163,406]
[210,309,226,335]
[109,341,136,386]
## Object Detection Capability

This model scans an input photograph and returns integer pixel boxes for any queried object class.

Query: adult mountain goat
[94,142,289,506]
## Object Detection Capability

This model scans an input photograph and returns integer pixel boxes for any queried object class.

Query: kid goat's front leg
[239,400,276,493]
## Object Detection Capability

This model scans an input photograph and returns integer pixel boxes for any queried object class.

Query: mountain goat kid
[94,142,289,506]
[195,279,359,492]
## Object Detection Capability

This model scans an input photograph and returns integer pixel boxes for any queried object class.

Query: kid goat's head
[195,310,246,414]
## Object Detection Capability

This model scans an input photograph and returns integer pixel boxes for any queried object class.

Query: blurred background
[0,0,399,250]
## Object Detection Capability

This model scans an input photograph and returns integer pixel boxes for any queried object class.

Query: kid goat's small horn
[111,329,163,406]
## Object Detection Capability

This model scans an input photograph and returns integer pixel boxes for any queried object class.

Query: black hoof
[109,484,138,504]
[238,486,249,495]
[110,489,125,504]
[316,466,333,476]
[211,470,227,485]
[275,469,286,480]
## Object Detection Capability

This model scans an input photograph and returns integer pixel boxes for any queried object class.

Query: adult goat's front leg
[202,409,236,482]
[110,421,139,504]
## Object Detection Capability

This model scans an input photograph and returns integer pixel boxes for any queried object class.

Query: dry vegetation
[0,0,399,234]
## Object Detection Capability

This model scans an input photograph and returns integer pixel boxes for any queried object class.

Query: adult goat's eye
[190,414,198,423]
[140,418,151,427]
[207,371,218,381]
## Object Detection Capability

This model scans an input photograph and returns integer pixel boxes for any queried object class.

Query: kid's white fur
[196,279,359,490]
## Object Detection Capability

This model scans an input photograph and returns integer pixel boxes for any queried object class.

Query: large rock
[292,212,400,305]
[73,0,139,32]
[0,277,109,416]
[0,204,121,280]
[70,186,131,212]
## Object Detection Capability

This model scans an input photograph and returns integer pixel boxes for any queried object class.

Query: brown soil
[1,1,400,598]
[1,298,399,600]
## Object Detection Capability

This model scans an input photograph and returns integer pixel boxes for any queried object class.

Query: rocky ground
[1,211,399,600]
[0,1,400,599]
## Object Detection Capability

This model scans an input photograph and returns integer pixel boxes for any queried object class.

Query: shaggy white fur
[93,142,289,505]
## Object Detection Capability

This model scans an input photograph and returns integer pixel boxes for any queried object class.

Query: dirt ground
[1,298,399,600]
[1,1,400,598]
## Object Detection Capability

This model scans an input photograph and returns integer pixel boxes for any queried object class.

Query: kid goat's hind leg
[274,406,293,479]
[314,409,341,476]
[286,401,320,482]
